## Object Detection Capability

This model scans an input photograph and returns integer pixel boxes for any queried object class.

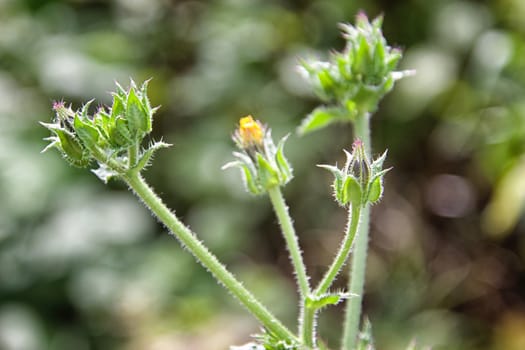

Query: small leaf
[318,69,335,92]
[132,141,171,172]
[111,93,125,119]
[80,99,95,119]
[257,154,279,190]
[126,87,150,134]
[298,106,348,135]
[275,134,293,182]
[371,150,388,172]
[367,177,383,204]
[306,293,348,310]
[110,117,133,148]
[386,49,402,71]
[372,40,386,77]
[94,110,111,140]
[242,165,263,195]
[343,175,362,206]
[74,114,99,150]
[353,35,371,75]
[140,79,153,114]
[55,129,86,165]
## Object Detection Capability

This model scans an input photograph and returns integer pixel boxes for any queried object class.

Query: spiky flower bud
[298,13,414,135]
[223,116,293,195]
[41,80,169,182]
[318,139,390,207]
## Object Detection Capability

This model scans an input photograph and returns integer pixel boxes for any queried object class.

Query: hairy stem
[342,113,371,349]
[315,204,362,296]
[123,172,297,343]
[267,186,311,346]
[128,142,139,168]
[300,204,361,349]
[302,302,316,348]
[267,187,310,299]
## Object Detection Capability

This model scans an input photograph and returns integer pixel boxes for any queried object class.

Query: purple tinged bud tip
[52,100,65,111]
[356,11,369,22]
[352,138,363,150]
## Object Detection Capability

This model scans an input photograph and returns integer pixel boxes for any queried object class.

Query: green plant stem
[91,147,127,173]
[302,302,316,349]
[315,204,361,296]
[300,204,361,349]
[123,172,297,343]
[128,143,139,168]
[267,187,310,299]
[342,113,371,350]
[267,187,311,346]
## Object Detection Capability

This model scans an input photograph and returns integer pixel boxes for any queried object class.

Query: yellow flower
[238,115,264,149]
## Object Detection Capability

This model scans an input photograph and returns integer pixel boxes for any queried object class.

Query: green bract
[40,80,169,182]
[223,117,293,195]
[318,140,390,207]
[298,13,413,135]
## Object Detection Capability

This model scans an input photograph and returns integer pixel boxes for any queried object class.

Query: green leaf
[275,135,293,183]
[132,141,171,173]
[371,150,388,172]
[111,93,125,119]
[94,110,111,140]
[109,117,132,148]
[373,40,386,77]
[80,99,94,119]
[386,49,402,71]
[257,154,279,190]
[353,35,371,75]
[140,79,153,113]
[298,106,348,135]
[305,292,351,310]
[54,129,89,167]
[367,176,383,204]
[343,175,362,207]
[126,87,150,134]
[317,69,335,92]
[242,165,264,195]
[74,114,99,150]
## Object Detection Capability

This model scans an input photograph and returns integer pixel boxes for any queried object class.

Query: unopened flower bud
[318,139,390,207]
[224,116,293,195]
[234,115,265,153]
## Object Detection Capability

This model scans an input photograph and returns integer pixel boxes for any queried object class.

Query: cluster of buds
[41,80,168,181]
[223,116,293,195]
[298,13,413,134]
[319,139,390,207]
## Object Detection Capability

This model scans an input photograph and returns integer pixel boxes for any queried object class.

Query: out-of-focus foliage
[1,0,525,349]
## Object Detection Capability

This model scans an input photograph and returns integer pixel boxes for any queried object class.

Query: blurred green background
[1,0,525,349]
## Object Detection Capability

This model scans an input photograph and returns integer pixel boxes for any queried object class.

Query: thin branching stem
[123,172,298,343]
[342,113,372,349]
[267,187,310,298]
[302,302,316,348]
[301,203,362,349]
[128,142,139,168]
[267,186,311,346]
[315,204,362,296]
